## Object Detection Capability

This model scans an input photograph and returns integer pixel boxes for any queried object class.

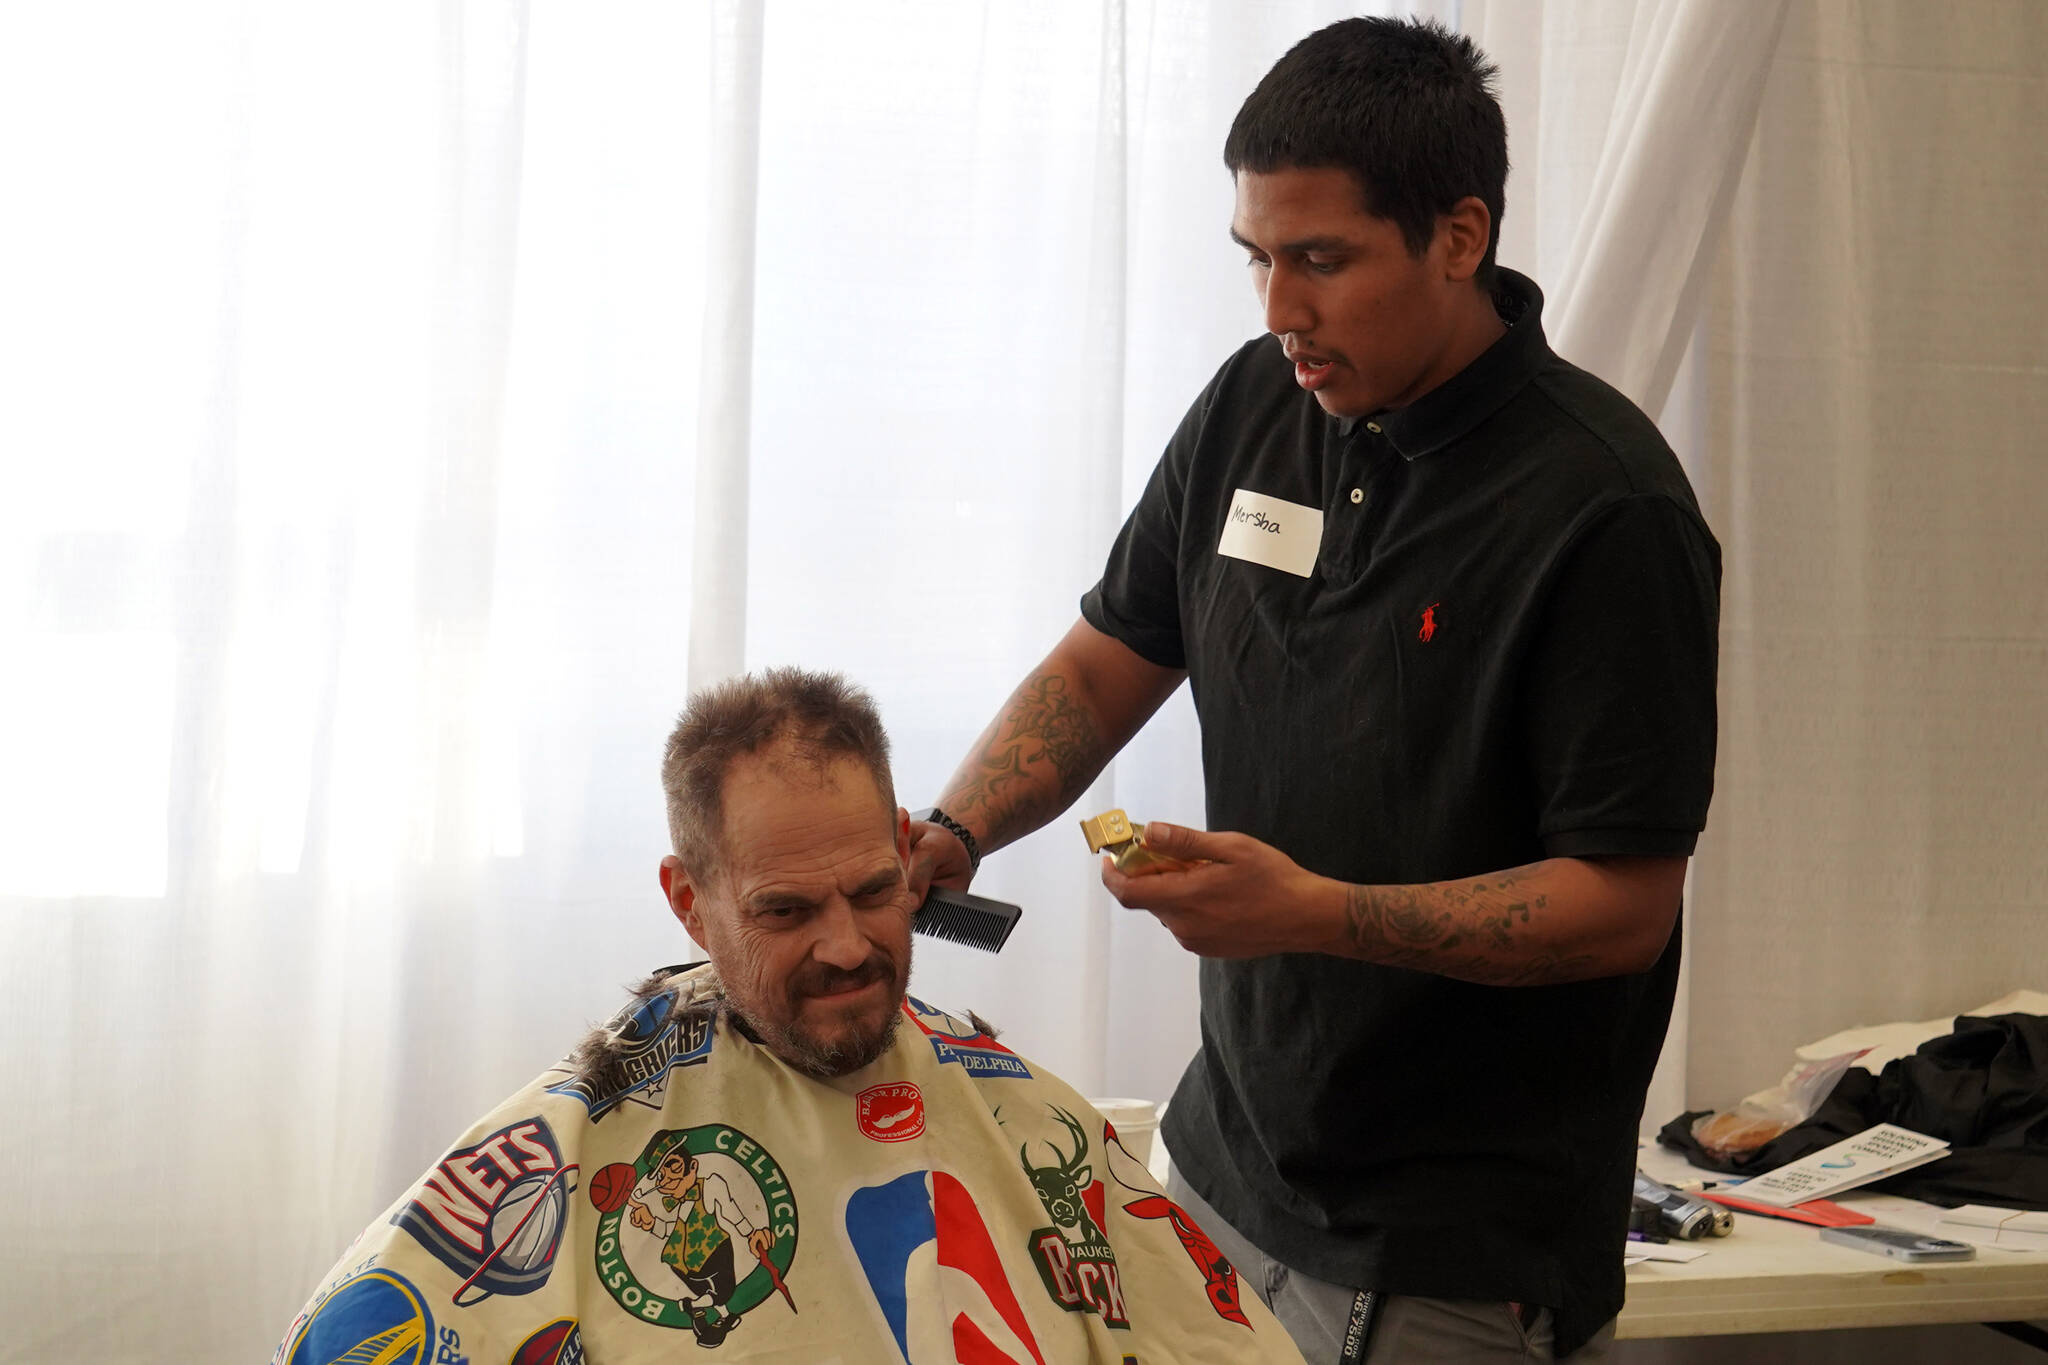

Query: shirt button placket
[1348,419,1385,512]
[1335,420,1387,581]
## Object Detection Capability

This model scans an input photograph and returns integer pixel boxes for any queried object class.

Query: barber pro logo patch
[1217,488,1321,578]
[856,1082,925,1143]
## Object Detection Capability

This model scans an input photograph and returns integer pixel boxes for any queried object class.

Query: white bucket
[1090,1097,1160,1169]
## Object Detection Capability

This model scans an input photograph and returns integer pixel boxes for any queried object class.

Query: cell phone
[1818,1224,1976,1262]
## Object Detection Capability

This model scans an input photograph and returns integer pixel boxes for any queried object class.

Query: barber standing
[912,16,1718,1364]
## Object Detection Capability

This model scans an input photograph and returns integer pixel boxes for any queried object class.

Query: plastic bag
[1690,1047,1869,1161]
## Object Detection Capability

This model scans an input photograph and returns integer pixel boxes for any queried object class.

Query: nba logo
[392,1117,578,1303]
[845,1170,1046,1365]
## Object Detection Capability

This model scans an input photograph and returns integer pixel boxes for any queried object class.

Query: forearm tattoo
[943,673,1104,849]
[1342,865,1599,986]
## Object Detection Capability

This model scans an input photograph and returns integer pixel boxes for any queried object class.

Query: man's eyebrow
[744,864,901,912]
[1230,227,1357,254]
[745,887,821,914]
[849,865,904,898]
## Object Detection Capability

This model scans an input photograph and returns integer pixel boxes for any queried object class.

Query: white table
[1619,1148,2048,1340]
[1147,1136,2048,1343]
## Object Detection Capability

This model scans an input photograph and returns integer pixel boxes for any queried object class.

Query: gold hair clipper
[1079,808,1194,876]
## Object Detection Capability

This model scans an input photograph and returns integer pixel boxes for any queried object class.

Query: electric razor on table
[1079,808,1199,875]
[1632,1171,1733,1240]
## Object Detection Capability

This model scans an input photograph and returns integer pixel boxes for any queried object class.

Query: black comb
[913,887,1023,954]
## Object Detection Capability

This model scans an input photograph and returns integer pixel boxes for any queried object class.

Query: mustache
[788,953,897,1001]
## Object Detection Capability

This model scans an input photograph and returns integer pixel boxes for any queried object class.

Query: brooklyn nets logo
[391,1116,576,1304]
[591,1124,799,1348]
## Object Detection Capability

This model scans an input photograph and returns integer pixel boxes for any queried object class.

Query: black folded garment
[1659,1012,2048,1210]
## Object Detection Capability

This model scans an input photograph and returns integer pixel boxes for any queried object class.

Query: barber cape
[274,965,1304,1365]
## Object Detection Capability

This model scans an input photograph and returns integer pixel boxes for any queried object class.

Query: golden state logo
[391,1117,577,1304]
[592,1124,799,1348]
[278,1266,466,1365]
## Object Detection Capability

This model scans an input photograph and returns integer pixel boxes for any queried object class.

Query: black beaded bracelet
[911,806,982,877]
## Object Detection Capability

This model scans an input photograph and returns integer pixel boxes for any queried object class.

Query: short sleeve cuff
[1079,585,1186,671]
[1542,827,1700,858]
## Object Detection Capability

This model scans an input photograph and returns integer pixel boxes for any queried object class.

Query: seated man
[275,668,1303,1364]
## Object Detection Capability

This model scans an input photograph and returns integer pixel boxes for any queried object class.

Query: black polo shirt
[1080,270,1719,1355]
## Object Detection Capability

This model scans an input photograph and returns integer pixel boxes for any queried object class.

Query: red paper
[1702,1190,1875,1226]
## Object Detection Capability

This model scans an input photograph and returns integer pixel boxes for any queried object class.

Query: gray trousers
[1167,1169,1616,1364]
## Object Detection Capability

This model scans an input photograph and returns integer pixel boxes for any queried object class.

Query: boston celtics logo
[592,1125,798,1347]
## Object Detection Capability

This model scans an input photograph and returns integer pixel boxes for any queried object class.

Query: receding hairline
[659,667,897,883]
[709,740,900,888]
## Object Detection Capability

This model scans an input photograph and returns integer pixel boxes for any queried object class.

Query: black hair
[1224,16,1507,285]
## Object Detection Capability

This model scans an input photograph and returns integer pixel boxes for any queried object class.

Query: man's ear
[1437,195,1493,284]
[895,806,912,864]
[659,855,710,951]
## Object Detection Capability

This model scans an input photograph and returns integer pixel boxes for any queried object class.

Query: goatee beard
[747,995,903,1078]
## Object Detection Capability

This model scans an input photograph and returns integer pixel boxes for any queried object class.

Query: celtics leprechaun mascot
[625,1129,778,1346]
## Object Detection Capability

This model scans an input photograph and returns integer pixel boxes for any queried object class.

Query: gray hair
[660,667,895,880]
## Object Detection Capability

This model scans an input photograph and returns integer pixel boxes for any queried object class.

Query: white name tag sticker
[1216,488,1322,578]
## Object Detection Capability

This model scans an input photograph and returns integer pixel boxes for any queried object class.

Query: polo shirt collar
[1350,268,1552,462]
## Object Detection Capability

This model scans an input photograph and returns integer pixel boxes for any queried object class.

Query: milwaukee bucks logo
[1018,1106,1128,1328]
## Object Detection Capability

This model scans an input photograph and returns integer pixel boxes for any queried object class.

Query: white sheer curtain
[0,4,1776,1360]
[1628,10,2048,1361]
[1,6,711,1358]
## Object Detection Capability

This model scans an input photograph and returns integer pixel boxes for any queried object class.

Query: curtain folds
[1542,0,1790,418]
[690,0,766,689]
